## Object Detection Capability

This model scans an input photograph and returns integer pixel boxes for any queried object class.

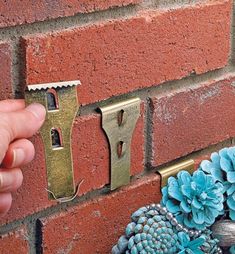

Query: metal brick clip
[99,98,141,190]
[25,80,80,201]
[158,159,195,187]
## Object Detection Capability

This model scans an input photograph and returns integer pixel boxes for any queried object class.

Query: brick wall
[0,0,234,253]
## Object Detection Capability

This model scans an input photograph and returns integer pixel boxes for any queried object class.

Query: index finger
[0,99,25,112]
[0,103,46,162]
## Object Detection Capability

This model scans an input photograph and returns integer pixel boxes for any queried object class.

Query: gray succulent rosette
[112,146,235,254]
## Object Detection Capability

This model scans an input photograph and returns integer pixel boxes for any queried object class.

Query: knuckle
[0,173,3,190]
[0,113,13,141]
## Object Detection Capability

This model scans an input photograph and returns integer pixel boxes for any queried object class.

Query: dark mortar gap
[144,97,154,171]
[151,137,234,173]
[35,220,43,254]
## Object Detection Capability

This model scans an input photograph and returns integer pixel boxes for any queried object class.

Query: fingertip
[0,193,12,217]
[0,168,23,192]
[2,139,35,168]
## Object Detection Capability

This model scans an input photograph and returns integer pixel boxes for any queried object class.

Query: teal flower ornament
[199,230,220,253]
[162,170,224,230]
[112,205,180,254]
[112,204,222,253]
[177,231,205,254]
[200,147,235,220]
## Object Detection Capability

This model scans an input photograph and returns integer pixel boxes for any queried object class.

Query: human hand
[0,99,46,216]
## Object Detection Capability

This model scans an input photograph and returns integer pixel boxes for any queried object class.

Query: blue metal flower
[162,170,224,230]
[177,232,204,254]
[200,147,235,220]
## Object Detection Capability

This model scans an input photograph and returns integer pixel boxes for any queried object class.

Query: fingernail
[12,148,25,167]
[26,103,46,121]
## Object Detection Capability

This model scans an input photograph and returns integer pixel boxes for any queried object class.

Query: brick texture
[151,76,235,166]
[23,0,231,105]
[40,174,161,254]
[0,227,29,254]
[0,0,139,28]
[0,108,144,225]
[0,43,13,99]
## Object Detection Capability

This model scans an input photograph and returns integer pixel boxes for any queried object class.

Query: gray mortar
[144,97,154,171]
[230,0,235,65]
[141,0,206,9]
[154,137,235,173]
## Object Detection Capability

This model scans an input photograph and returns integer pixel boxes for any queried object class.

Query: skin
[0,99,46,216]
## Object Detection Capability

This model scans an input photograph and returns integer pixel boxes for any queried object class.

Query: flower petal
[180,200,191,213]
[219,148,229,159]
[227,183,235,195]
[200,160,212,174]
[204,209,216,225]
[227,196,235,210]
[192,198,202,210]
[166,199,180,213]
[192,207,205,225]
[210,167,224,182]
[228,147,235,169]
[178,232,190,247]
[211,152,220,167]
[161,186,168,205]
[178,171,191,185]
[168,184,183,201]
[227,172,235,183]
[189,237,205,249]
[193,171,206,189]
[220,157,233,172]
[230,209,235,220]
[181,185,192,199]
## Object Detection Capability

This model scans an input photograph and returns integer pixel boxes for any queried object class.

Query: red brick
[40,174,161,254]
[0,0,139,28]
[151,76,235,166]
[0,43,13,100]
[0,226,29,254]
[23,0,231,105]
[0,106,144,225]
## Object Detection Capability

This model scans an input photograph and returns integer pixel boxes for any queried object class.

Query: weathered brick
[151,76,235,166]
[23,0,231,105]
[0,106,144,225]
[0,43,13,99]
[0,226,29,254]
[40,174,161,254]
[0,0,139,28]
